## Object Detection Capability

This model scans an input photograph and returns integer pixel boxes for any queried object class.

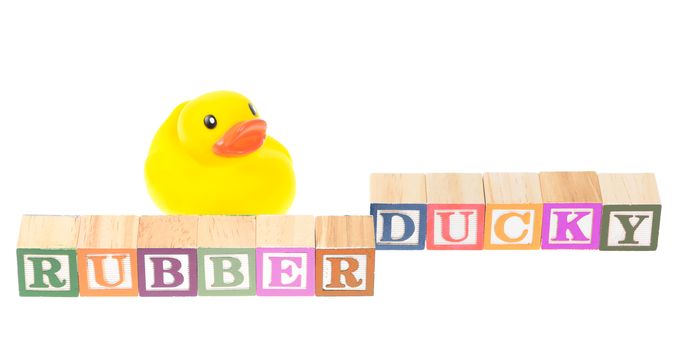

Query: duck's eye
[248,103,257,116]
[204,114,217,129]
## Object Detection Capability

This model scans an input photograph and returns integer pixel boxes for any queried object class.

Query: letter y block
[315,216,375,296]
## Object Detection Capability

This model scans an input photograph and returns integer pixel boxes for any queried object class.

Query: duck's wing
[148,100,190,155]
[265,136,292,162]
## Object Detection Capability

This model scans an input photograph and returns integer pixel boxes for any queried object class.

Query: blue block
[370,203,427,250]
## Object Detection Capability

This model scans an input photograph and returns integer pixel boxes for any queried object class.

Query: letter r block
[17,215,79,297]
[315,216,375,296]
[256,215,315,296]
[197,216,257,296]
[598,173,661,251]
[137,216,198,296]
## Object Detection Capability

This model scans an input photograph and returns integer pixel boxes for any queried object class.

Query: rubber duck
[145,91,296,214]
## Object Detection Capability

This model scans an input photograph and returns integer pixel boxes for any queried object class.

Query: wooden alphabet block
[137,216,198,296]
[483,173,543,249]
[370,173,427,250]
[598,173,661,251]
[256,215,315,296]
[197,216,256,296]
[76,215,139,296]
[540,172,603,250]
[426,173,485,250]
[315,216,375,296]
[17,215,79,297]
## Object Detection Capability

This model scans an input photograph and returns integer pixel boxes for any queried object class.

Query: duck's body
[145,91,295,214]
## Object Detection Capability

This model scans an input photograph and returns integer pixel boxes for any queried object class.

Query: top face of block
[137,215,198,248]
[539,171,602,203]
[17,215,79,249]
[76,215,138,249]
[483,173,542,204]
[370,173,426,203]
[256,215,315,248]
[315,216,375,249]
[197,215,256,248]
[598,173,660,205]
[425,173,485,204]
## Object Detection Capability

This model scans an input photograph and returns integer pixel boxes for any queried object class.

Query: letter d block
[256,215,315,296]
[197,216,256,296]
[76,216,139,296]
[137,216,198,297]
[315,216,375,296]
[598,174,661,251]
[371,174,427,250]
[540,172,603,250]
[483,173,543,249]
[17,215,79,297]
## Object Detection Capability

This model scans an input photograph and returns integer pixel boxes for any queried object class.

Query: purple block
[138,248,198,296]
[256,248,315,296]
[541,203,602,249]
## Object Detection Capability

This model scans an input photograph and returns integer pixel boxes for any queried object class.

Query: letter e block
[256,215,315,296]
[370,173,427,250]
[598,173,661,251]
[315,216,375,296]
[17,215,79,297]
[197,216,256,296]
[137,216,198,296]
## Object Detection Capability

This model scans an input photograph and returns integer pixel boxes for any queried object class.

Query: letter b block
[371,174,427,250]
[17,216,79,297]
[315,216,375,296]
[197,216,256,296]
[137,216,198,296]
[256,215,315,296]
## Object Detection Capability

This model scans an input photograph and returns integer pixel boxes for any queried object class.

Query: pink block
[427,204,485,250]
[256,247,315,296]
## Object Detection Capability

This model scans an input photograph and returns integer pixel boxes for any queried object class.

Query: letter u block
[598,173,661,251]
[483,173,543,249]
[137,216,198,296]
[315,216,375,296]
[370,173,427,250]
[17,215,79,296]
[426,173,485,250]
[76,216,139,296]
[197,216,256,296]
[256,215,315,296]
[540,172,603,249]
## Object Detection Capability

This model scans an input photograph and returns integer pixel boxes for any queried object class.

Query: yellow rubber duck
[145,91,296,214]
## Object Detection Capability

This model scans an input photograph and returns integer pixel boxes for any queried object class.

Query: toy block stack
[426,173,485,250]
[315,216,375,296]
[598,173,661,251]
[137,216,198,296]
[539,172,603,250]
[370,173,427,250]
[17,215,80,296]
[76,215,139,296]
[483,173,543,249]
[256,215,315,296]
[197,215,256,295]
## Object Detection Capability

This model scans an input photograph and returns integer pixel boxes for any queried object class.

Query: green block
[17,248,79,297]
[600,204,661,251]
[197,248,256,296]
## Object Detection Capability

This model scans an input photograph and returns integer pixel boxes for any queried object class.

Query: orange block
[483,204,543,249]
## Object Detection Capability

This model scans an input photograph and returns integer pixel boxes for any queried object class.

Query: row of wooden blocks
[371,172,661,250]
[17,215,375,297]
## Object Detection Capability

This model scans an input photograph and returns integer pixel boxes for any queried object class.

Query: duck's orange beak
[212,119,267,157]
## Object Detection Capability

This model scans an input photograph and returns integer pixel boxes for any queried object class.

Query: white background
[0,0,673,349]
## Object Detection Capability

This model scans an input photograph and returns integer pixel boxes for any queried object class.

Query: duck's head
[177,91,267,160]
